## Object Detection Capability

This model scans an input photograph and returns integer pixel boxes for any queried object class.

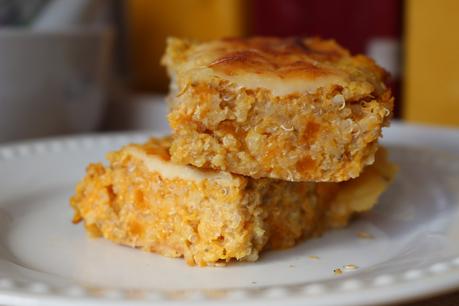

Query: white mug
[0,28,112,143]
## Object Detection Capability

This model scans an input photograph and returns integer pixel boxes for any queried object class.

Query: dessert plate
[1,122,459,306]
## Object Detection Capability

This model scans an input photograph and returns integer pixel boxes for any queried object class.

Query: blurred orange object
[404,0,459,127]
[126,0,246,92]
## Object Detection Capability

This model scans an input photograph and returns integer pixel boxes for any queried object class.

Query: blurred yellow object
[126,0,246,92]
[404,0,459,126]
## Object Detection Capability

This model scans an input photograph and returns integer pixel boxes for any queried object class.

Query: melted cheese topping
[215,72,345,96]
[125,146,233,183]
[163,37,388,96]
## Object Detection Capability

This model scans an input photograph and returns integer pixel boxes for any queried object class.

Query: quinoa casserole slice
[162,37,394,182]
[70,137,397,266]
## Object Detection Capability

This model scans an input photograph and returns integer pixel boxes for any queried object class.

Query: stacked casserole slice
[71,37,397,266]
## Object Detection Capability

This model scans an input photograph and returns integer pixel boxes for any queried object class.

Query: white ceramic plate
[1,122,459,306]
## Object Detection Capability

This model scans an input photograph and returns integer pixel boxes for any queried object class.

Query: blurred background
[0,0,458,143]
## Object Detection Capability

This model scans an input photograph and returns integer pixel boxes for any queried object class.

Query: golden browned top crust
[207,37,349,78]
[162,36,390,97]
